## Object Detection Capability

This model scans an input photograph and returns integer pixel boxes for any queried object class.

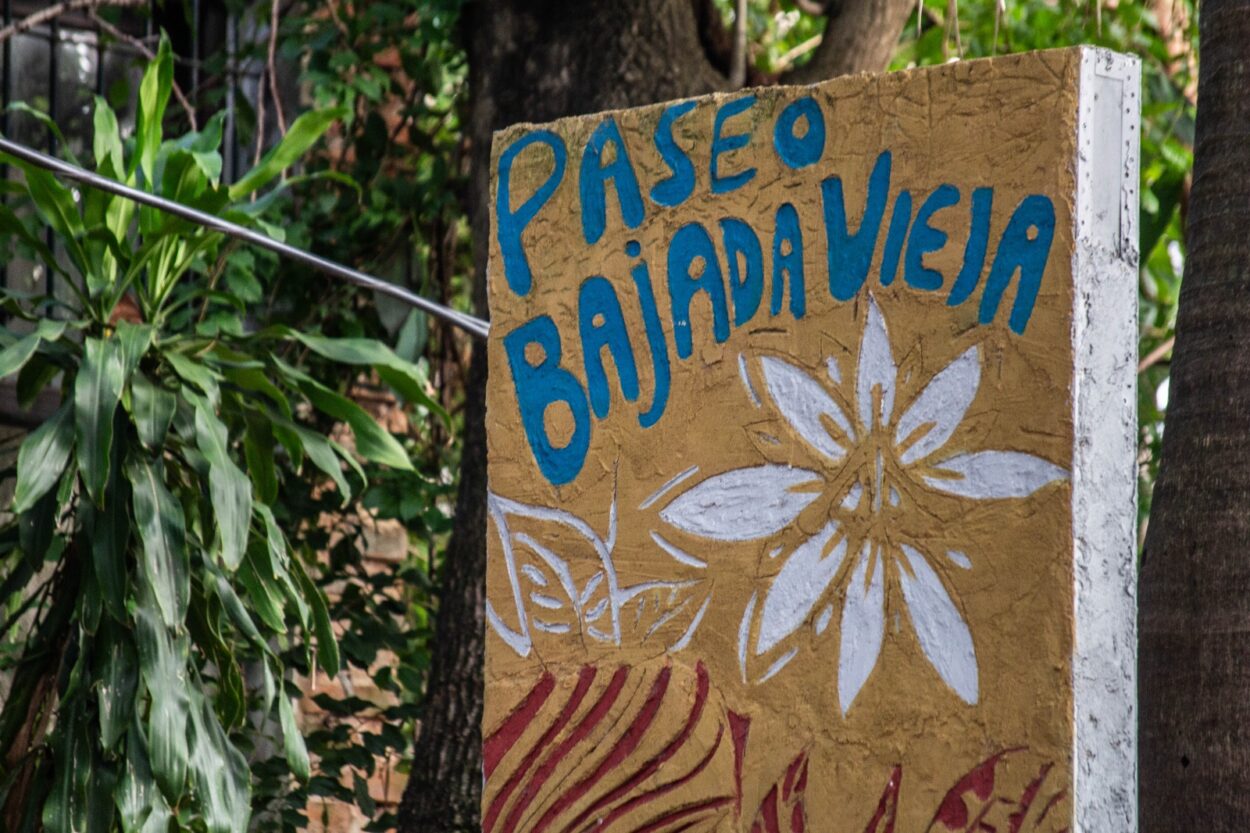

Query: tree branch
[267,0,287,135]
[0,0,146,45]
[729,0,748,87]
[781,0,915,83]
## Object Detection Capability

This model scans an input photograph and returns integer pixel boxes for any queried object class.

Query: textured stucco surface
[482,47,1137,831]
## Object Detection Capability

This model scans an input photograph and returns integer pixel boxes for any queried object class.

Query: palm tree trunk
[1140,0,1250,827]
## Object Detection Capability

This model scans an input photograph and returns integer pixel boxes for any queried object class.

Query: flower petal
[838,543,885,714]
[660,465,822,542]
[759,356,853,459]
[895,346,981,465]
[755,522,846,655]
[923,451,1068,499]
[857,295,897,431]
[898,544,978,704]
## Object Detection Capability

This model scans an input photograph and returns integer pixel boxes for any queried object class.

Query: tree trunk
[399,3,911,828]
[1140,1,1250,828]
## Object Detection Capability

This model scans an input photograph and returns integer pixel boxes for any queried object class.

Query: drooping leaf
[194,401,253,571]
[242,414,278,505]
[274,355,412,471]
[96,619,138,751]
[115,723,171,833]
[238,544,286,633]
[75,335,127,504]
[41,696,91,833]
[90,420,130,621]
[12,402,72,514]
[257,503,308,628]
[133,603,191,802]
[227,106,348,200]
[18,480,60,566]
[285,329,445,418]
[288,422,353,502]
[130,372,176,450]
[164,351,221,406]
[115,321,154,377]
[0,202,65,277]
[186,685,252,833]
[279,693,311,782]
[291,556,339,677]
[125,454,189,628]
[0,319,67,382]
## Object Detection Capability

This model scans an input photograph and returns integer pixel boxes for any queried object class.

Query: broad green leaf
[115,321,154,377]
[194,401,252,571]
[130,372,176,450]
[227,106,348,200]
[0,319,66,381]
[174,111,226,183]
[291,556,339,677]
[165,351,221,406]
[0,202,65,277]
[75,335,127,503]
[274,356,412,471]
[92,95,124,178]
[13,402,72,514]
[289,422,353,502]
[186,686,251,833]
[116,723,171,833]
[41,697,91,833]
[238,548,286,633]
[18,480,59,565]
[285,329,446,418]
[133,603,190,803]
[125,454,189,628]
[135,35,173,183]
[8,103,78,166]
[90,425,130,621]
[211,571,266,652]
[257,503,307,628]
[279,693,311,782]
[96,620,138,751]
[243,414,277,505]
[220,363,291,418]
[6,159,89,277]
[17,354,61,409]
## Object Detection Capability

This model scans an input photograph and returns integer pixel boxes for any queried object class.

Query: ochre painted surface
[485,49,1080,832]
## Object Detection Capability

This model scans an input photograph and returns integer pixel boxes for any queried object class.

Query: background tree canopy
[0,0,1198,830]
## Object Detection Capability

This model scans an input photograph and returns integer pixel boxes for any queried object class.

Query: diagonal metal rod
[0,135,491,340]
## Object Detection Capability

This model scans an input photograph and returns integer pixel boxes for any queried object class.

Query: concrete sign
[483,47,1138,832]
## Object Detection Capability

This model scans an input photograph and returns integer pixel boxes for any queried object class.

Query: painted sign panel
[484,47,1138,832]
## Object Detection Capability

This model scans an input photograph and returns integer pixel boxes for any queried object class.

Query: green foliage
[0,38,435,830]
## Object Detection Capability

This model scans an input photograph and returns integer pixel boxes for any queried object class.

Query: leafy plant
[0,36,442,831]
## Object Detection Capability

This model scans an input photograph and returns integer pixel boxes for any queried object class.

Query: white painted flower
[486,489,712,658]
[659,295,1067,713]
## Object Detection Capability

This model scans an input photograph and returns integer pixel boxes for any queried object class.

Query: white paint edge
[1071,46,1140,833]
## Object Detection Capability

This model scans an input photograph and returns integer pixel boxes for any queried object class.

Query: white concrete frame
[1071,46,1140,832]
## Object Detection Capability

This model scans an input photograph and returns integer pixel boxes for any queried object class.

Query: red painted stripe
[532,666,672,833]
[728,710,751,816]
[630,797,735,833]
[560,662,711,833]
[485,673,558,780]
[1008,763,1052,833]
[500,665,632,833]
[484,667,598,833]
[584,724,726,833]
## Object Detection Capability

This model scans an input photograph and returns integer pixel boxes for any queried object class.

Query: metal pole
[0,136,490,340]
